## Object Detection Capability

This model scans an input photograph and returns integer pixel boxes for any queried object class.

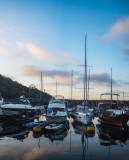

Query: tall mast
[84,35,87,110]
[40,72,43,104]
[88,70,90,101]
[71,70,73,105]
[85,35,88,107]
[56,80,57,96]
[84,73,86,109]
[111,68,112,107]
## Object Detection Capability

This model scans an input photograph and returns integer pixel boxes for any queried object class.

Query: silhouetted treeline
[0,74,51,104]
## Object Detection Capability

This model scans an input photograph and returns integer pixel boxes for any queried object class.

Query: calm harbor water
[0,116,129,160]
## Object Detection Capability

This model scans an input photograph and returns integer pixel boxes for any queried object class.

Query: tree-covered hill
[0,74,51,104]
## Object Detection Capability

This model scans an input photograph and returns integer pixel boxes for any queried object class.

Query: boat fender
[113,113,116,117]
[23,115,26,118]
[100,114,102,118]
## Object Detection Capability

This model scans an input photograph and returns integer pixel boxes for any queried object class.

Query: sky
[0,0,129,100]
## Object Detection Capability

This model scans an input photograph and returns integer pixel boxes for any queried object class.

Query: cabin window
[49,108,65,112]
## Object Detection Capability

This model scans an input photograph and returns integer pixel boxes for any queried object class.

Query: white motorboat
[1,96,36,117]
[0,94,4,107]
[33,105,44,114]
[46,95,68,123]
[45,124,63,131]
[0,94,5,119]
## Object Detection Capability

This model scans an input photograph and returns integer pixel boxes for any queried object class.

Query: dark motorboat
[98,93,129,127]
[98,69,129,127]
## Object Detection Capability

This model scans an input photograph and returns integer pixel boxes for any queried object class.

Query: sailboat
[74,35,93,125]
[98,68,129,127]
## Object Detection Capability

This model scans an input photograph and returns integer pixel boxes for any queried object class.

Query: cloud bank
[90,72,118,86]
[0,46,28,58]
[19,65,71,85]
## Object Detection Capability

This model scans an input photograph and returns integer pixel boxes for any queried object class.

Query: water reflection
[44,121,69,143]
[96,123,129,147]
[72,120,95,160]
[0,117,129,160]
[0,121,30,142]
[72,121,95,137]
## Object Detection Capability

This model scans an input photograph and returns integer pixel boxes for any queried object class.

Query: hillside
[0,74,51,104]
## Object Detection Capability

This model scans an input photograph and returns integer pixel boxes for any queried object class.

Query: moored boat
[98,69,129,127]
[46,95,68,123]
[0,93,4,107]
[98,95,129,127]
[1,96,36,119]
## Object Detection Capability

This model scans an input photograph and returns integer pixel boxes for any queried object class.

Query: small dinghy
[45,124,63,131]
[26,121,48,128]
[26,122,37,128]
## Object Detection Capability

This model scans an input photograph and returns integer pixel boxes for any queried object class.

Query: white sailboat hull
[74,112,93,125]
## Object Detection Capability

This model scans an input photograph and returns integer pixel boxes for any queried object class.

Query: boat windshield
[99,103,119,111]
[11,98,30,105]
[48,108,66,112]
[77,108,84,112]
[50,100,64,104]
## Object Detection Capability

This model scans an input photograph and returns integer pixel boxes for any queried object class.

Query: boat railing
[52,95,64,100]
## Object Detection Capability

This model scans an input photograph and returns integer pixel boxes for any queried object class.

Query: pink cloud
[0,46,28,58]
[0,47,9,55]
[102,17,129,41]
[26,43,60,61]
[0,28,5,34]
[63,53,80,65]
[19,65,41,76]
[26,43,80,65]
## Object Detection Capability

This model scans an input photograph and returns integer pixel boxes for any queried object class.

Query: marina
[0,0,129,160]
